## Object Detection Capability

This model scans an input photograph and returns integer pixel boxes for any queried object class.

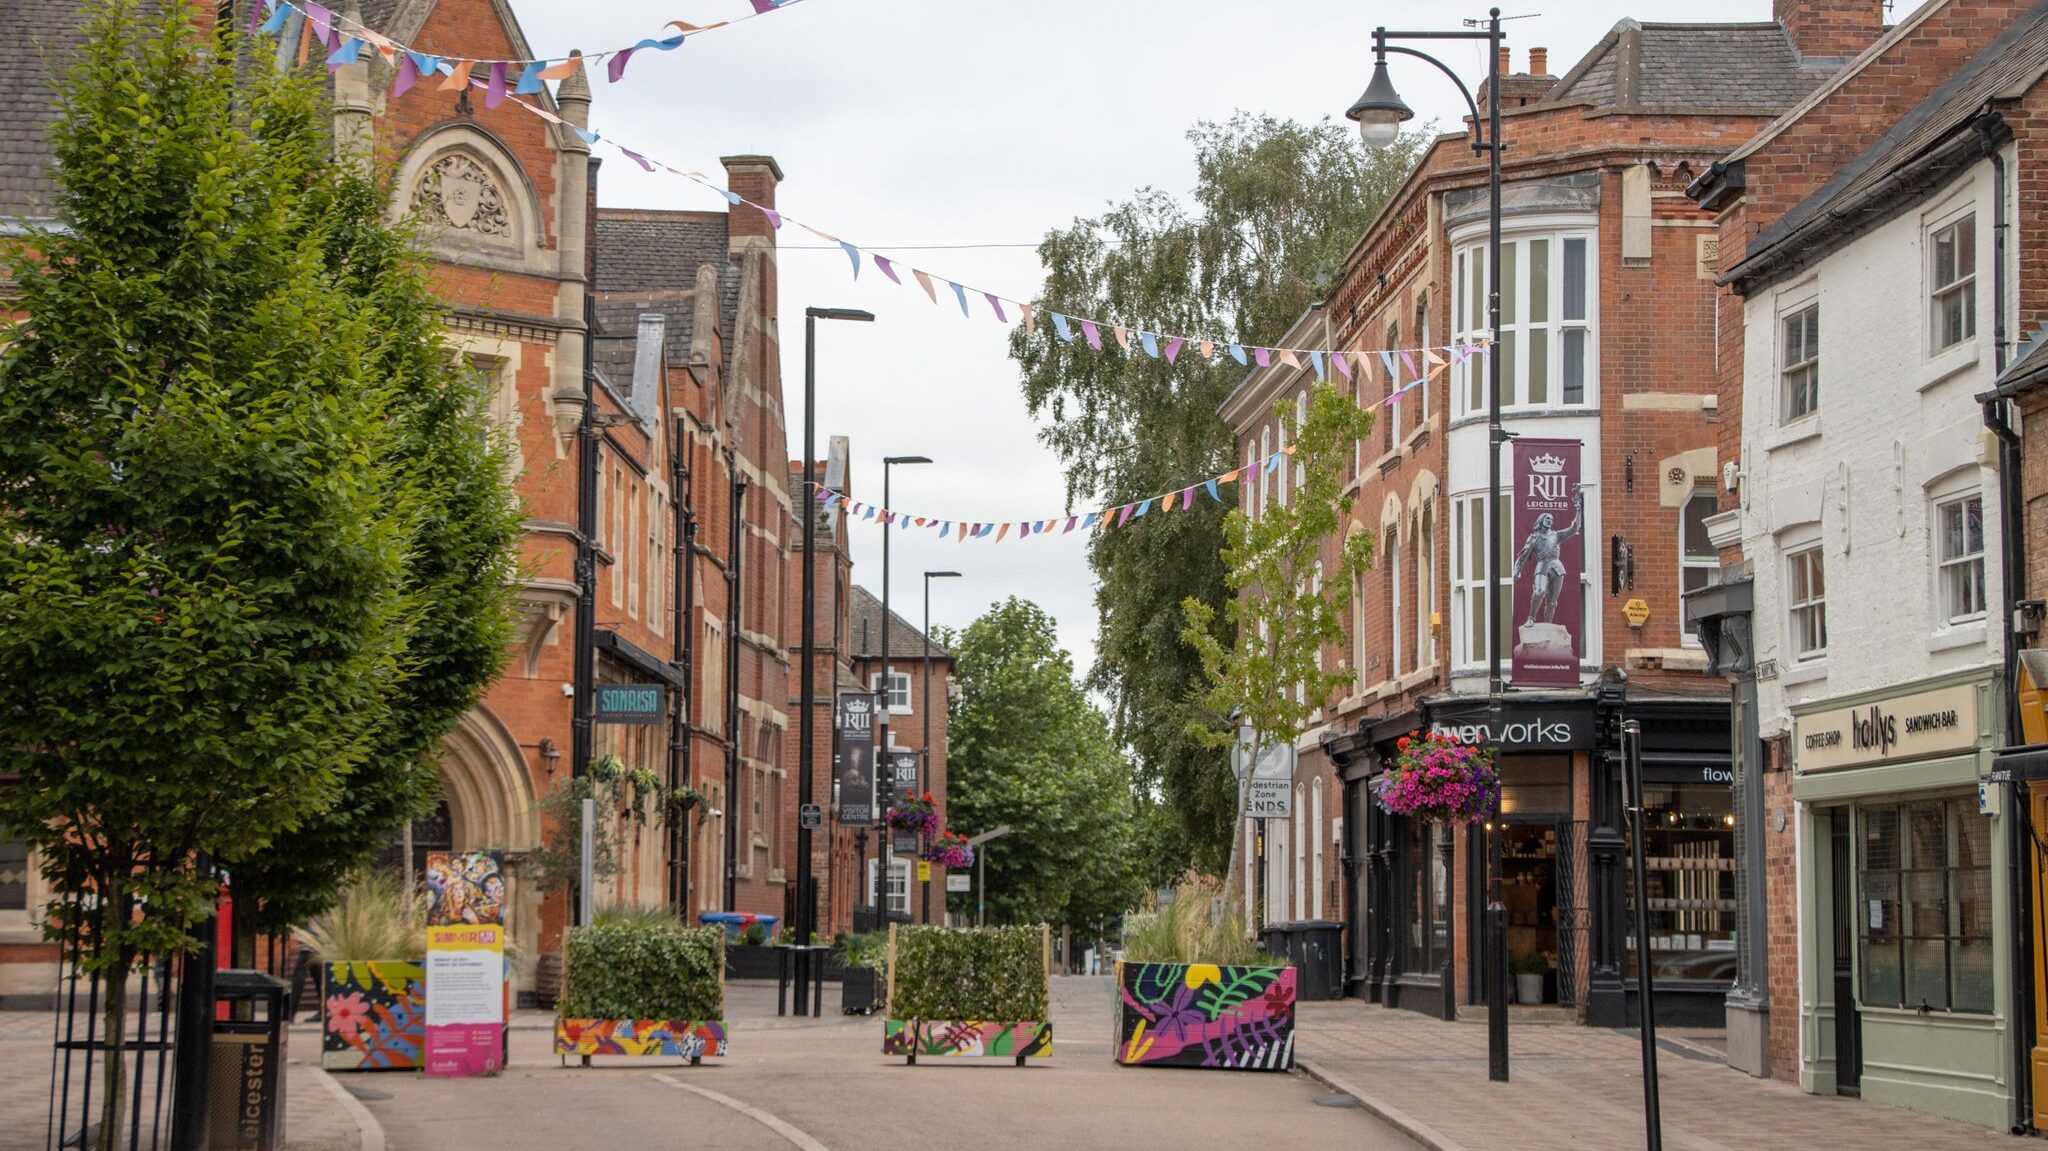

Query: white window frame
[1311,779,1327,919]
[1350,538,1370,691]
[1680,489,1720,648]
[1786,543,1828,661]
[1414,294,1432,426]
[1387,523,1403,681]
[1292,783,1307,918]
[1450,493,1509,671]
[1415,503,1436,670]
[1780,301,1820,423]
[1259,426,1272,514]
[1383,324,1403,448]
[1293,389,1308,499]
[870,670,912,715]
[1451,224,1598,418]
[868,857,911,916]
[1934,489,1987,626]
[0,833,38,939]
[1928,208,1977,356]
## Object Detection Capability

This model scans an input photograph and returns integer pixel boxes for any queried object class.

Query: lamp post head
[884,455,933,467]
[1347,58,1414,149]
[806,307,875,323]
[925,570,962,581]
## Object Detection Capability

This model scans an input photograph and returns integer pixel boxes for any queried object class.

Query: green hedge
[890,925,1046,1021]
[561,920,724,1020]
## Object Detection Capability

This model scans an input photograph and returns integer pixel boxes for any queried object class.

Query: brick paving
[1295,999,2016,1151]
[0,1008,370,1151]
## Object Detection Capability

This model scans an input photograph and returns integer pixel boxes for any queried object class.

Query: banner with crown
[1510,439,1586,688]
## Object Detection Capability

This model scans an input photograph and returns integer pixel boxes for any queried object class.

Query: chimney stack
[1497,46,1511,74]
[1773,0,1885,60]
[1529,47,1548,75]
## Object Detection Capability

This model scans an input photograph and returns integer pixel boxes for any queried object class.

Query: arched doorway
[432,706,542,990]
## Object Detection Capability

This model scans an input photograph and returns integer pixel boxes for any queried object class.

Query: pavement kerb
[306,1064,386,1151]
[1295,1056,1469,1151]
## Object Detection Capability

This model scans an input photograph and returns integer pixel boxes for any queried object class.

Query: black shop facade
[1326,684,1734,1027]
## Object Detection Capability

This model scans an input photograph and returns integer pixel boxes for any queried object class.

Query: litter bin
[209,969,289,1151]
[1259,920,1346,1001]
[698,911,779,941]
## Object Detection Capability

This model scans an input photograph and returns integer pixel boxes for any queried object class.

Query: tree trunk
[1219,754,1258,929]
[96,884,131,1151]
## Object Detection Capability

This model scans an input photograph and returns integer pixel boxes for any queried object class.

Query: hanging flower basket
[1372,730,1499,823]
[919,830,974,870]
[885,793,941,839]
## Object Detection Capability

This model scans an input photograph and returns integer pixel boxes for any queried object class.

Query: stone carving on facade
[411,153,512,238]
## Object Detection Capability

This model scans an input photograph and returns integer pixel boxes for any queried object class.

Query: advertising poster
[888,749,921,854]
[424,923,505,1078]
[836,691,877,825]
[424,850,506,927]
[1510,439,1586,687]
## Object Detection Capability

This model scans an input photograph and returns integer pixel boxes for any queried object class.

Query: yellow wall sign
[917,861,932,882]
[1622,598,1651,626]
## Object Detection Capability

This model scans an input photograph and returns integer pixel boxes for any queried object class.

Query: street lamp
[967,825,1012,928]
[879,454,932,925]
[796,306,872,1014]
[922,570,963,923]
[1347,8,1511,1084]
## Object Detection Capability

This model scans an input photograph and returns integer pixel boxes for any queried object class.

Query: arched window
[1417,502,1436,668]
[1384,322,1402,450]
[1414,293,1432,423]
[1386,523,1403,681]
[1294,389,1308,497]
[1259,426,1272,513]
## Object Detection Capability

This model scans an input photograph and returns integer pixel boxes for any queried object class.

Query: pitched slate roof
[1544,19,1837,114]
[849,586,949,662]
[1729,0,2048,289]
[0,1,96,223]
[590,208,739,398]
[1982,326,2048,401]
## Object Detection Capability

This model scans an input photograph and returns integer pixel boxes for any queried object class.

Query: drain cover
[1313,1094,1363,1109]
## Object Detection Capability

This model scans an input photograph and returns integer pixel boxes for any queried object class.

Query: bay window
[1451,494,1511,669]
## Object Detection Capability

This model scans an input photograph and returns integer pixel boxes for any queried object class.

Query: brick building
[1235,5,1874,1041]
[1688,0,2047,1127]
[847,586,954,926]
[0,0,797,1000]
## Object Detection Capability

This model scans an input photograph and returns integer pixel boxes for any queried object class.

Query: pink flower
[326,992,370,1039]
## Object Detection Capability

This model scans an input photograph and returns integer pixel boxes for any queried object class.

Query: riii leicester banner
[1510,439,1586,687]
[836,691,878,825]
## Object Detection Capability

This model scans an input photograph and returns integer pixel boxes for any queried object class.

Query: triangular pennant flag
[1228,344,1248,366]
[295,17,313,66]
[607,49,635,83]
[841,242,861,280]
[572,124,599,145]
[514,59,545,94]
[873,254,901,284]
[1205,479,1220,502]
[1063,516,1078,534]
[939,522,951,539]
[1181,486,1196,510]
[1133,498,1154,519]
[326,37,363,68]
[1425,347,1446,366]
[1116,504,1135,527]
[486,62,509,108]
[1308,351,1325,379]
[1220,468,1242,484]
[1164,336,1185,364]
[1018,522,1032,538]
[1265,453,1283,475]
[1051,313,1074,342]
[1379,350,1398,381]
[760,206,782,229]
[1334,350,1353,380]
[259,0,291,36]
[984,294,1007,323]
[621,149,655,171]
[1113,326,1131,351]
[949,281,970,317]
[1080,512,1100,531]
[913,269,938,304]
[1277,348,1301,369]
[442,59,475,91]
[538,54,583,81]
[394,51,421,96]
[247,0,270,34]
[748,0,783,11]
[1400,350,1418,377]
[882,511,896,526]
[304,2,333,42]
[1022,304,1037,336]
[1081,321,1103,350]
[1140,331,1160,359]
[718,188,742,206]
[1253,347,1272,368]
[1200,339,1215,359]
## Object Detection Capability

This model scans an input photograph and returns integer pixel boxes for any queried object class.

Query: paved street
[347,978,1415,1151]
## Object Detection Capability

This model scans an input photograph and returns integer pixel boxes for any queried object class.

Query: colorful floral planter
[553,1019,728,1064]
[883,1020,1051,1065]
[1114,961,1295,1072]
[322,960,426,1071]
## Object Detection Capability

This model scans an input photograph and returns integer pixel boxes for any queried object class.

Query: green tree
[1011,114,1424,877]
[1182,381,1374,915]
[941,599,1143,934]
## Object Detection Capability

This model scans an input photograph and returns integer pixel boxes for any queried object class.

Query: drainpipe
[1977,130,2031,1135]
[670,417,697,915]
[725,458,747,912]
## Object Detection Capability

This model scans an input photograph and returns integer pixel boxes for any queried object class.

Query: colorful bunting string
[256,0,810,87]
[252,2,1489,373]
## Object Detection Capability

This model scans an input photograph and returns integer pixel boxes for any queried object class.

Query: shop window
[1624,783,1736,983]
[1935,491,1986,625]
[1402,819,1447,974]
[1858,797,1992,1014]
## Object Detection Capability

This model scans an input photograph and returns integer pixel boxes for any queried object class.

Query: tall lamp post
[1348,7,1510,1084]
[921,570,962,922]
[879,455,932,922]
[797,307,872,1005]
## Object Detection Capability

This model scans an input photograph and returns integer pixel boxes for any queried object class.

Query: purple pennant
[1334,352,1353,380]
[486,62,508,108]
[1019,522,1032,538]
[247,0,267,35]
[760,206,782,229]
[984,293,1007,323]
[1115,504,1135,527]
[1063,517,1078,534]
[1164,336,1185,364]
[1081,320,1103,350]
[1253,347,1272,368]
[1181,487,1196,510]
[394,52,420,96]
[621,149,655,171]
[1400,350,1417,377]
[607,49,635,82]
[304,2,333,42]
[815,489,830,502]
[747,0,780,11]
[873,255,902,284]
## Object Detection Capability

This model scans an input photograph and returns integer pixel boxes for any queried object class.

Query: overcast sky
[514,0,1921,678]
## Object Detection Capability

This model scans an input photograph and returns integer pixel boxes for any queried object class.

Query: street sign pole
[967,826,1011,928]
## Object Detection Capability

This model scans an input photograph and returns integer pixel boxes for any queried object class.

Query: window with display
[1858,797,1992,1013]
[1625,781,1737,983]
[1401,818,1447,975]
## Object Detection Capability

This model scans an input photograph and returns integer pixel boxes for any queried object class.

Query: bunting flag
[258,0,812,88]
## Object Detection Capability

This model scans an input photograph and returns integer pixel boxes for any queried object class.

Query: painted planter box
[553,1019,728,1063]
[1115,962,1295,1072]
[883,1020,1051,1064]
[322,960,426,1072]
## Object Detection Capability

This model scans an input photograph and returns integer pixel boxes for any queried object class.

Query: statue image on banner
[1510,441,1586,686]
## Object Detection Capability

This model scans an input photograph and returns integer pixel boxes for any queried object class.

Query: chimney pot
[1497,46,1511,74]
[1530,47,1548,74]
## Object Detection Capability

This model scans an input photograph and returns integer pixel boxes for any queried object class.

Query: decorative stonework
[411,154,511,237]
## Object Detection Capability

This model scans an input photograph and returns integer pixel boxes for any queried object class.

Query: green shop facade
[1789,667,2014,1128]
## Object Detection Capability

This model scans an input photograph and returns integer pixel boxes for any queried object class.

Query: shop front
[1332,687,1732,1026]
[1791,670,2011,1129]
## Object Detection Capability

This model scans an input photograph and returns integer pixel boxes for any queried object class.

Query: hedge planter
[553,1019,728,1064]
[1114,961,1296,1072]
[322,961,426,1072]
[883,924,1052,1066]
[883,1020,1052,1064]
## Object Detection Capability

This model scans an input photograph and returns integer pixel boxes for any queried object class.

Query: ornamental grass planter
[882,924,1052,1066]
[1114,961,1296,1072]
[321,960,426,1072]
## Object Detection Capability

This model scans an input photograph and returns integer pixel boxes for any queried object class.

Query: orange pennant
[1278,349,1302,369]
[1199,339,1214,359]
[538,53,583,81]
[995,523,1011,542]
[1113,326,1130,351]
[441,59,477,90]
[1021,304,1037,336]
[1424,348,1446,366]
[913,269,938,305]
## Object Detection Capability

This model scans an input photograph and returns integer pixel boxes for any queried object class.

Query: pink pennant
[1164,336,1185,364]
[1113,326,1131,352]
[1199,339,1214,359]
[1181,486,1195,510]
[873,254,902,284]
[1116,504,1135,527]
[1253,347,1272,368]
[621,149,655,171]
[394,52,420,96]
[1334,351,1353,380]
[1022,304,1037,336]
[1278,349,1302,369]
[913,270,938,304]
[984,294,1008,323]
[1400,351,1417,376]
[1081,321,1102,350]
